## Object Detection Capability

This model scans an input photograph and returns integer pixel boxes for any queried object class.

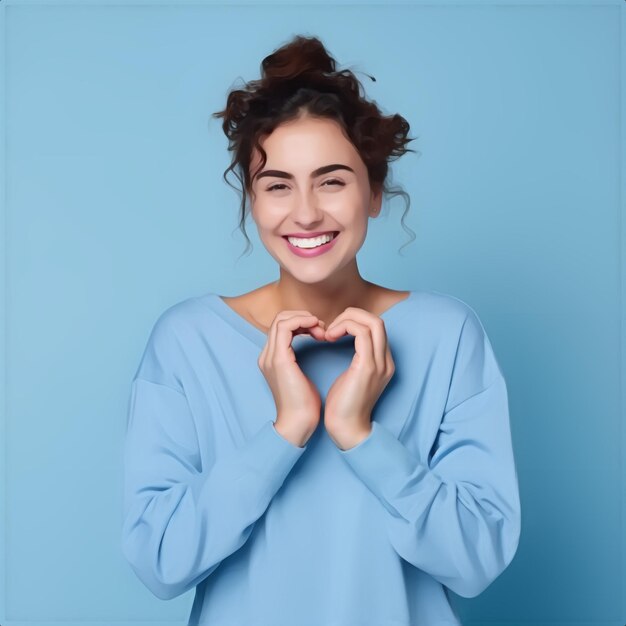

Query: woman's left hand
[323,307,395,450]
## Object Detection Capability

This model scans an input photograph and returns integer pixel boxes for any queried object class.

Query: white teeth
[287,232,336,249]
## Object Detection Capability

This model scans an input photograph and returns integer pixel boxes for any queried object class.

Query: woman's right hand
[257,311,327,447]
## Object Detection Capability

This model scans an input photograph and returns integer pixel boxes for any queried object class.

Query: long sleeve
[121,311,307,601]
[337,308,521,598]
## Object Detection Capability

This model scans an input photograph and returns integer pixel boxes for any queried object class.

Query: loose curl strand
[210,34,420,260]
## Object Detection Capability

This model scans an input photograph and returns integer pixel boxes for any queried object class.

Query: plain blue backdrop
[0,1,624,624]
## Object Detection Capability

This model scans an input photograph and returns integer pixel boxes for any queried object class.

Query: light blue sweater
[122,289,521,626]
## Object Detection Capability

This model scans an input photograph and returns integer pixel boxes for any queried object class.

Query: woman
[122,35,521,626]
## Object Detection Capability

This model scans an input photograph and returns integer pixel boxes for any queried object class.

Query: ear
[248,191,257,223]
[369,186,383,217]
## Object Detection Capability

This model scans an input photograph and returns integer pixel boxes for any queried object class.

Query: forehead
[250,116,359,172]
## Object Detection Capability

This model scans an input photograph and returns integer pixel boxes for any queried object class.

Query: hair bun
[261,35,336,84]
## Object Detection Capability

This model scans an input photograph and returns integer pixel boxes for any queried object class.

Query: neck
[274,265,374,327]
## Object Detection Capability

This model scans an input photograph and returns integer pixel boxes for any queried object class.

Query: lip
[282,230,339,238]
[283,231,340,258]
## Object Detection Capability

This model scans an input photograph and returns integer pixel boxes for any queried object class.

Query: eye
[265,179,345,192]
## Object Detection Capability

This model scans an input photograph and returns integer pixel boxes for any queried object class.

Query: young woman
[122,35,521,626]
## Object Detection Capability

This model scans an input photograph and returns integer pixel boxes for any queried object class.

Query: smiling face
[248,113,382,290]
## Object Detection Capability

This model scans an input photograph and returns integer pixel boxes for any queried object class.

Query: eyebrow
[254,163,355,182]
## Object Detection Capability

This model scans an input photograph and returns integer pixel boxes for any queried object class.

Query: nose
[290,188,325,227]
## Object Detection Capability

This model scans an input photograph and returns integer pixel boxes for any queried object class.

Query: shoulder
[133,294,213,386]
[407,289,497,365]
[410,288,478,329]
[144,293,213,348]
[419,290,504,387]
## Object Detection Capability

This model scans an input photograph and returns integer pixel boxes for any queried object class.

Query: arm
[337,309,521,598]
[121,312,307,600]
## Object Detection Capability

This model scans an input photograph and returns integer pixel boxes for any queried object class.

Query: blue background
[0,1,624,624]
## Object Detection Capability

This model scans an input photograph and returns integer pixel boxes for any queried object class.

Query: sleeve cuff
[337,420,442,506]
[191,419,308,507]
[243,419,308,479]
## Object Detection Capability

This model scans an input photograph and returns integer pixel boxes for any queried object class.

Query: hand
[323,307,395,450]
[257,310,327,446]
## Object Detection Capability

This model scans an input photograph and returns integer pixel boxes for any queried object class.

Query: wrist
[273,419,312,448]
[327,424,372,451]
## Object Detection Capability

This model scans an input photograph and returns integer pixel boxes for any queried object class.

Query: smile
[283,231,340,258]
[285,232,338,248]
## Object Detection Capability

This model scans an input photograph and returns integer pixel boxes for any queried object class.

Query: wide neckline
[204,289,417,348]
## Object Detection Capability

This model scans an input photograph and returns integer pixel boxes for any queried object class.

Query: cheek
[255,199,299,230]
[332,194,370,224]
[251,211,284,240]
[324,188,364,212]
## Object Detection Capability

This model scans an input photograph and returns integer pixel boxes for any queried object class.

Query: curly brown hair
[211,34,419,259]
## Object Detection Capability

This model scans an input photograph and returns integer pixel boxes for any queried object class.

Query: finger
[268,311,315,362]
[272,312,324,358]
[326,318,378,370]
[307,323,327,341]
[326,309,387,371]
[325,306,370,335]
[386,351,396,380]
[294,323,326,340]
